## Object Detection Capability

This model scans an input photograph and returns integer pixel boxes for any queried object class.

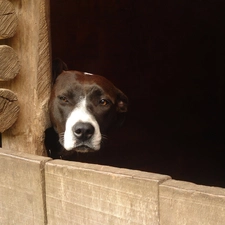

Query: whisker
[101,134,108,140]
[58,132,65,145]
[101,134,108,146]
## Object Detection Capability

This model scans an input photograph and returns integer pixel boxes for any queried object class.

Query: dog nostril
[76,128,82,135]
[73,122,95,141]
[86,129,92,135]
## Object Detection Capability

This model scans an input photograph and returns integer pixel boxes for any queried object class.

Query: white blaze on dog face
[84,72,93,76]
[64,98,101,151]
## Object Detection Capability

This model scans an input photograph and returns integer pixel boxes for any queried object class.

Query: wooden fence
[1,148,225,225]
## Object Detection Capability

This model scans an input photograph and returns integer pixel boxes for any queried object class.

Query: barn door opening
[50,0,225,187]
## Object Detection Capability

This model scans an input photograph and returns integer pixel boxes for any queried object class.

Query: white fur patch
[84,72,93,76]
[64,98,101,151]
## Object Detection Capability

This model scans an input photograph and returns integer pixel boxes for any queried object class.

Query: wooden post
[1,0,51,156]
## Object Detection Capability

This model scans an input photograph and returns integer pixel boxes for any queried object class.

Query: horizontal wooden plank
[159,179,225,225]
[45,160,170,225]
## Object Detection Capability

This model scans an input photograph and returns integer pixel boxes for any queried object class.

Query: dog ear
[52,58,68,83]
[116,90,128,113]
[115,90,128,127]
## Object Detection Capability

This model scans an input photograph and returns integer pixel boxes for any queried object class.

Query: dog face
[49,70,128,153]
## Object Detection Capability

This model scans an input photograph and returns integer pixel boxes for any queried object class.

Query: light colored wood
[0,0,18,39]
[0,148,51,224]
[46,160,170,225]
[160,179,225,225]
[0,45,20,81]
[1,0,51,156]
[0,88,20,132]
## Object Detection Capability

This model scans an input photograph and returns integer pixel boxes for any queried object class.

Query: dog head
[49,60,128,153]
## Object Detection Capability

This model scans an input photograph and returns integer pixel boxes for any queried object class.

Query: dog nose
[73,122,95,141]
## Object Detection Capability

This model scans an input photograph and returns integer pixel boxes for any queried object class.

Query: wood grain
[1,0,51,156]
[0,88,20,132]
[0,0,18,39]
[0,45,20,81]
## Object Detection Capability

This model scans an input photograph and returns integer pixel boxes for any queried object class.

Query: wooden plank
[0,148,52,225]
[45,160,171,225]
[1,0,51,155]
[0,88,20,132]
[159,179,225,225]
[0,45,20,81]
[0,0,18,39]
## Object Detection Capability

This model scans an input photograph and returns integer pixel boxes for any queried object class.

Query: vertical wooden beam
[2,0,51,156]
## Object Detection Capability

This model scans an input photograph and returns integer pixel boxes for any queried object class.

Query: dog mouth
[73,145,96,153]
[59,131,101,153]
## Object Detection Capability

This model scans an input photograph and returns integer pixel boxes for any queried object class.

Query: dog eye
[58,95,69,103]
[99,99,109,106]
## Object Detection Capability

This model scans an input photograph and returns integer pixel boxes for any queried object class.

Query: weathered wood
[160,179,225,225]
[0,88,20,132]
[0,148,51,224]
[1,0,51,156]
[45,160,170,225]
[0,0,18,39]
[0,45,20,81]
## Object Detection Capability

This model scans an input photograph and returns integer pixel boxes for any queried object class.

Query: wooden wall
[0,0,51,155]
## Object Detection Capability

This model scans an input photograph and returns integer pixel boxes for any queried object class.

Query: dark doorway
[50,0,225,187]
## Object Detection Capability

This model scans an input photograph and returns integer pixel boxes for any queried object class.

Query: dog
[45,59,128,160]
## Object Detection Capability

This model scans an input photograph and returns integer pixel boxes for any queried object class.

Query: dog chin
[73,145,96,153]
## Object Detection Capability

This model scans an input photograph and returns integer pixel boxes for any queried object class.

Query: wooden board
[1,0,51,156]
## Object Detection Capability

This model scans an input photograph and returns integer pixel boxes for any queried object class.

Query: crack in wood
[2,12,14,16]
[0,95,17,103]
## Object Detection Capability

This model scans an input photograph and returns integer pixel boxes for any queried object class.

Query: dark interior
[50,0,225,187]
